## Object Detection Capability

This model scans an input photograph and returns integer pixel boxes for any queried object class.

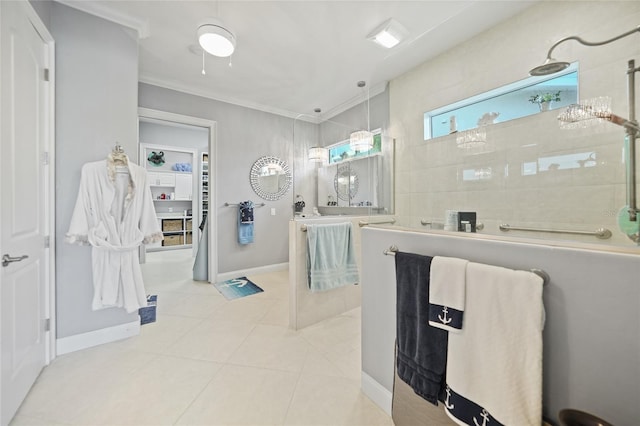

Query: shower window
[424,63,578,140]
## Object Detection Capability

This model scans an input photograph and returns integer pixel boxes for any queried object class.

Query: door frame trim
[137,107,217,281]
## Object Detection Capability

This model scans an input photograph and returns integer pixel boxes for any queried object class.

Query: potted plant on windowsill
[529,91,561,112]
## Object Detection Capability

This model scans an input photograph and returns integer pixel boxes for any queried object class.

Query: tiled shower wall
[390,1,640,246]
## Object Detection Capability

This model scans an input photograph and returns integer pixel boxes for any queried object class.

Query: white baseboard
[361,371,393,416]
[216,262,288,282]
[56,319,141,355]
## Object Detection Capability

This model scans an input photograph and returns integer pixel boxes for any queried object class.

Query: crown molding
[138,75,319,123]
[54,0,150,38]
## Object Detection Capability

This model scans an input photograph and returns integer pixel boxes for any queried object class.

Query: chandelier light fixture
[308,147,328,163]
[349,130,374,151]
[350,81,374,152]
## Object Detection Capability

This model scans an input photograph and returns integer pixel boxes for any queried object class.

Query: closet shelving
[200,152,208,229]
[155,214,193,248]
[140,143,198,251]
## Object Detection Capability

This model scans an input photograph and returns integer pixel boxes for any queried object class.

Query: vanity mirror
[249,156,292,201]
[334,164,359,201]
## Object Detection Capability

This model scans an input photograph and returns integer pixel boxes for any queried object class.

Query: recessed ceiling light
[367,18,408,49]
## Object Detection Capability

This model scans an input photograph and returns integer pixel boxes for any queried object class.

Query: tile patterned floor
[11,250,393,426]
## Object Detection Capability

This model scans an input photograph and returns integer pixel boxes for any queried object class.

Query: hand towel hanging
[238,201,254,244]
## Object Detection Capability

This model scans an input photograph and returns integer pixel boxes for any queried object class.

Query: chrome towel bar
[359,218,396,227]
[301,218,396,232]
[382,245,549,285]
[224,202,266,207]
[499,223,612,239]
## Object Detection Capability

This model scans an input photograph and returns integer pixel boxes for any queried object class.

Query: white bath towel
[443,262,544,426]
[428,256,468,333]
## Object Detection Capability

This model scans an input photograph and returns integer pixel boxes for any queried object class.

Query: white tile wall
[390,1,640,246]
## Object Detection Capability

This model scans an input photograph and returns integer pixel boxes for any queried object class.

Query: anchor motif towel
[428,256,468,333]
[395,252,448,405]
[443,262,544,426]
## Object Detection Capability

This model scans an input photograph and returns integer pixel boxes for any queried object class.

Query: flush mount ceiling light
[367,18,408,49]
[198,21,236,57]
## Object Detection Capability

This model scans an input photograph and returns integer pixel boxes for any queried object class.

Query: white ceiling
[56,0,537,121]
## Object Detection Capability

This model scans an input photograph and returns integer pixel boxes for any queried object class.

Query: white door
[1,2,51,425]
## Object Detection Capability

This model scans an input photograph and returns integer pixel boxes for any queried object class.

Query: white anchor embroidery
[473,409,490,426]
[444,386,454,410]
[438,306,452,324]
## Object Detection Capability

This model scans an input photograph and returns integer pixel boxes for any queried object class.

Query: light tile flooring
[11,250,393,426]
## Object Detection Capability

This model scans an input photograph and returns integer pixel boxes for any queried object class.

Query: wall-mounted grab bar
[421,219,484,231]
[499,223,612,239]
[359,218,396,227]
[383,245,399,256]
[300,219,396,232]
[224,202,266,207]
[382,245,549,285]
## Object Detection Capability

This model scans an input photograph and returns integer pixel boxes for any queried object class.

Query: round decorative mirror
[334,164,359,201]
[250,156,292,201]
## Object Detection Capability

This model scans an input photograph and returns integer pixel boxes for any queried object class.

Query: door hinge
[44,318,50,332]
[44,235,50,248]
[42,151,49,165]
[44,68,50,82]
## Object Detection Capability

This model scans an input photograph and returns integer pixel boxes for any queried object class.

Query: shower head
[529,58,571,76]
[530,26,640,77]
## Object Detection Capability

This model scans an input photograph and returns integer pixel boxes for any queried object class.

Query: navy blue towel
[239,201,254,223]
[238,201,254,244]
[395,252,448,406]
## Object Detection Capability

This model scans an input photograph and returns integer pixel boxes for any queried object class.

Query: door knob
[2,254,29,267]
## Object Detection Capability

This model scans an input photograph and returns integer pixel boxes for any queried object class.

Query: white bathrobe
[66,154,163,313]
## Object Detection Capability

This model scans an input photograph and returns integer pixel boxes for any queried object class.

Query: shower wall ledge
[368,224,640,255]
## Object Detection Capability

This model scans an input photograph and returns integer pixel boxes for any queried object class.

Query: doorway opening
[137,108,217,282]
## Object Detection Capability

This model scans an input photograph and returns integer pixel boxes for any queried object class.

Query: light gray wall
[139,84,298,273]
[52,3,139,338]
[29,0,51,28]
[361,227,640,425]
